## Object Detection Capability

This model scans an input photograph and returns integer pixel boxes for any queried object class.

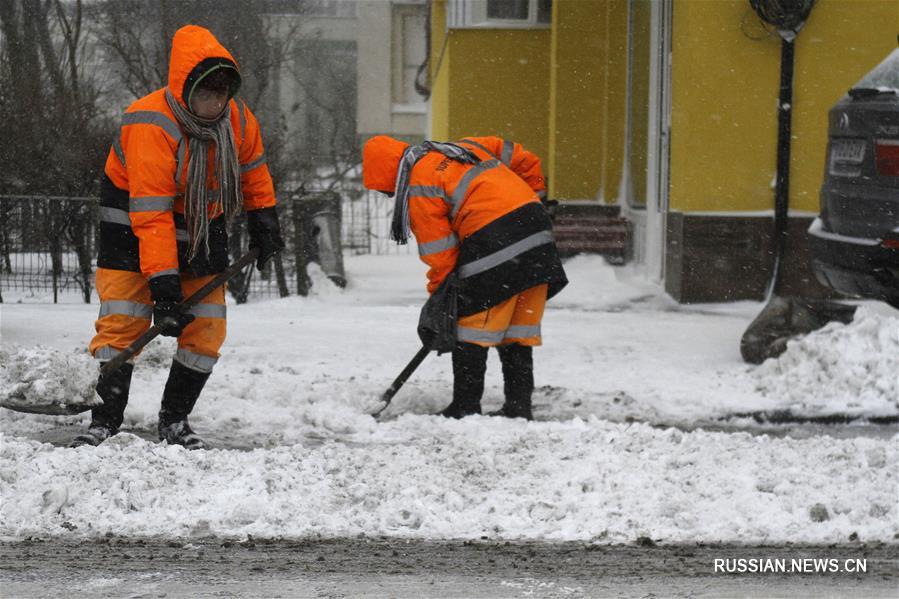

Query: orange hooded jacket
[363,135,566,314]
[100,25,275,279]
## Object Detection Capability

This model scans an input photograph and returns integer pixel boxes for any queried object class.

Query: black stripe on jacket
[97,174,230,276]
[456,201,568,317]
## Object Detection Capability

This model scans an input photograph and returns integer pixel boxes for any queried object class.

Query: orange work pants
[89,268,227,373]
[456,284,547,347]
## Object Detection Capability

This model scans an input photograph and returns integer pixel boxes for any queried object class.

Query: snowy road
[2,538,897,598]
[2,254,897,549]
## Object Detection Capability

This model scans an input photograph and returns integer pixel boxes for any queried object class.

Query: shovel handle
[372,345,432,417]
[99,248,260,378]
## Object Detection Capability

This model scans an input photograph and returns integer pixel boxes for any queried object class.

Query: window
[392,3,428,108]
[265,0,357,18]
[448,0,552,29]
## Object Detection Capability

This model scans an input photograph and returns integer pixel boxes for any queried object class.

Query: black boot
[70,362,133,448]
[490,344,534,420]
[158,360,210,450]
[441,342,488,418]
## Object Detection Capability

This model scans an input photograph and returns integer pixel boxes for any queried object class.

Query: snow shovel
[371,345,432,419]
[99,248,260,379]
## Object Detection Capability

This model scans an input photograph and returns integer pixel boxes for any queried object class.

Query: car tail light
[874,139,899,176]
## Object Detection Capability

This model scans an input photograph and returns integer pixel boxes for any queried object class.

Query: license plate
[830,139,866,176]
[831,139,866,162]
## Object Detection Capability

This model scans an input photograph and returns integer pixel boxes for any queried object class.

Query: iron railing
[0,189,409,303]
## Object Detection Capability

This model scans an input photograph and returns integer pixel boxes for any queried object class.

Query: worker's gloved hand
[247,207,285,271]
[153,301,195,337]
[148,273,193,337]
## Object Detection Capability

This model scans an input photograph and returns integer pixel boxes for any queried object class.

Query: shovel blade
[0,396,96,416]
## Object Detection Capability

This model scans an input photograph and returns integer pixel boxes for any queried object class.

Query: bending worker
[363,135,567,420]
[72,25,283,449]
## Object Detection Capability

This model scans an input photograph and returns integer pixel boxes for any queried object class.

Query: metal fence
[0,189,409,303]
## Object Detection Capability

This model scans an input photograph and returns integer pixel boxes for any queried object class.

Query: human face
[190,87,228,120]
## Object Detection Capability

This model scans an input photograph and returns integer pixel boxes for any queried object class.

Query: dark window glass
[487,0,529,20]
[537,0,552,23]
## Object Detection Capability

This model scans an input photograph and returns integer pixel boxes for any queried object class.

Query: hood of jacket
[363,135,410,193]
[167,25,240,110]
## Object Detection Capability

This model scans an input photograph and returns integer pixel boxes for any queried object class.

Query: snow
[1,253,897,544]
[753,307,899,417]
[0,346,98,413]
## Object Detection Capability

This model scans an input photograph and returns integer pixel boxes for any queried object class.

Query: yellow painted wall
[430,0,450,140]
[428,4,551,165]
[548,0,629,202]
[669,0,899,213]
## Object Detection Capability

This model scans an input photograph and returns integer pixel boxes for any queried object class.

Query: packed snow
[1,253,897,544]
[753,307,899,417]
[0,346,98,414]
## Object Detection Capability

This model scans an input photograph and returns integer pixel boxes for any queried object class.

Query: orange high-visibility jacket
[98,25,275,279]
[363,135,567,316]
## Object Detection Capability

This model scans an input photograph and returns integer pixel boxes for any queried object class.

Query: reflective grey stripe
[174,348,218,373]
[99,300,153,319]
[501,140,514,166]
[457,327,506,344]
[149,268,179,280]
[175,138,186,186]
[450,159,500,218]
[459,138,496,159]
[112,136,126,166]
[99,207,131,226]
[458,230,554,279]
[240,153,267,173]
[187,303,227,319]
[94,346,126,361]
[238,100,247,139]
[418,233,459,257]
[175,229,189,242]
[130,196,174,212]
[122,111,182,142]
[408,185,448,202]
[504,324,541,339]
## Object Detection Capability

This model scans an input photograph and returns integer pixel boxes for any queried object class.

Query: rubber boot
[70,362,133,447]
[490,344,534,420]
[441,342,487,418]
[158,360,210,450]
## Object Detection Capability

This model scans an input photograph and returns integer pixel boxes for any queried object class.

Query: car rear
[809,48,899,308]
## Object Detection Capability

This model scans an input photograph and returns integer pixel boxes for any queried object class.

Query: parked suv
[809,48,899,308]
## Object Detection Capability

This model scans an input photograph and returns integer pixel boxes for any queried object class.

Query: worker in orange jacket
[363,135,567,420]
[72,25,284,449]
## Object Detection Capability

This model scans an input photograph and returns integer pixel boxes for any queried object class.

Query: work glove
[247,207,285,271]
[152,301,195,338]
[148,273,194,337]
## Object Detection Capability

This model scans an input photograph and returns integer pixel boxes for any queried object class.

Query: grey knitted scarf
[390,141,480,244]
[165,89,242,261]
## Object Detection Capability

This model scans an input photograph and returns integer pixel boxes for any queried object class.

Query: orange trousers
[89,268,227,373]
[456,284,547,347]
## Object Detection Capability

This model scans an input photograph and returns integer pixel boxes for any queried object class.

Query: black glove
[148,273,194,337]
[153,301,195,337]
[247,207,285,271]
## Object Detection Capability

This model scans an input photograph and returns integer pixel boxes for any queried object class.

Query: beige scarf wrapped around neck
[165,88,242,260]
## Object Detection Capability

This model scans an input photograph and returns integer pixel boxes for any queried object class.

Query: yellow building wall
[549,0,629,202]
[428,4,551,166]
[430,0,450,140]
[669,0,899,213]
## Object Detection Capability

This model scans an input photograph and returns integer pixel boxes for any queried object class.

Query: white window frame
[447,0,551,30]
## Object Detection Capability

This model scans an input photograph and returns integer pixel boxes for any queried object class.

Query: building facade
[427,0,899,302]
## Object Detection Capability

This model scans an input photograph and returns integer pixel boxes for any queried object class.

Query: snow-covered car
[809,47,899,308]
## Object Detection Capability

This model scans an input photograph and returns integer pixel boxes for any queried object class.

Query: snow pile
[0,346,99,414]
[753,308,899,416]
[2,417,896,544]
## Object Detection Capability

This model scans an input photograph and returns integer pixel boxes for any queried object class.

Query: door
[623,0,672,281]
